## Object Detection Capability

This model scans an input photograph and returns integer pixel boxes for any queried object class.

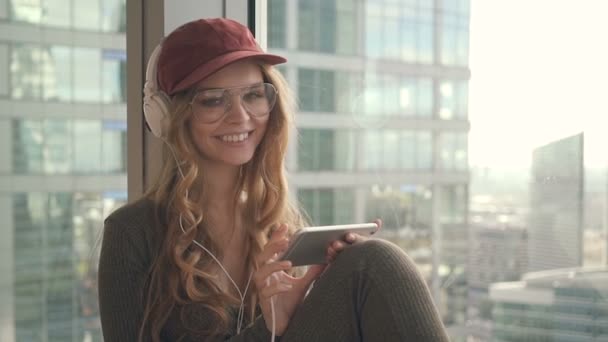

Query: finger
[326,248,337,262]
[254,261,292,287]
[271,223,289,239]
[300,265,326,285]
[345,233,368,244]
[332,240,347,250]
[257,235,290,264]
[259,281,293,299]
[373,218,383,230]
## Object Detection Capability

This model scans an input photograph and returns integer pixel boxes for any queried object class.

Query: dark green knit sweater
[98,198,450,341]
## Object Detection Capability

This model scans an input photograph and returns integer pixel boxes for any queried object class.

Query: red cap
[157,18,286,96]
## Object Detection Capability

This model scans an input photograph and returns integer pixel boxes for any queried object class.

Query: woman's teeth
[220,132,249,142]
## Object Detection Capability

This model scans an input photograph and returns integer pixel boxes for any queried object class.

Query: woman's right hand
[254,224,326,336]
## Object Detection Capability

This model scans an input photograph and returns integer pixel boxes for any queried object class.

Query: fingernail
[347,233,355,242]
[282,261,292,267]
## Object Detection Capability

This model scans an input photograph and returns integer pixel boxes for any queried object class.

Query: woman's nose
[224,94,250,123]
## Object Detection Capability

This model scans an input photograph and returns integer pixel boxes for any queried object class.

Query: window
[44,46,72,102]
[43,0,71,28]
[0,44,8,96]
[440,132,467,170]
[73,0,100,31]
[298,188,356,225]
[441,0,470,66]
[365,0,435,63]
[11,44,43,100]
[10,0,43,24]
[439,80,468,119]
[74,48,102,102]
[101,0,126,32]
[268,0,287,48]
[102,49,127,103]
[298,129,355,171]
[297,68,335,112]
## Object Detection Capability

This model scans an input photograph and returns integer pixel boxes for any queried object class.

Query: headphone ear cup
[143,81,171,138]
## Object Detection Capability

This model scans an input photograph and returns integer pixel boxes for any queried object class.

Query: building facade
[528,133,584,272]
[467,224,527,341]
[267,0,471,333]
[0,0,127,341]
[490,267,608,341]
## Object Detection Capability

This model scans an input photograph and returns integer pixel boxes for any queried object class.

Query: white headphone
[143,44,171,138]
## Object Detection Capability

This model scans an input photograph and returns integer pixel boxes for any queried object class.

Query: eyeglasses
[190,82,278,123]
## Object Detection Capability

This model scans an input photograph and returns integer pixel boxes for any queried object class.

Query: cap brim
[169,50,287,95]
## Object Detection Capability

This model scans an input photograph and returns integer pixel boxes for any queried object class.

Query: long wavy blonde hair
[139,64,305,341]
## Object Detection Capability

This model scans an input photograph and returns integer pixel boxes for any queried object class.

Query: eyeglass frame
[188,82,278,124]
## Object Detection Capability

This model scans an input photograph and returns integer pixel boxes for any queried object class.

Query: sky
[468,0,608,169]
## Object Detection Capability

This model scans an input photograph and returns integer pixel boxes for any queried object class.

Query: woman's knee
[336,238,423,281]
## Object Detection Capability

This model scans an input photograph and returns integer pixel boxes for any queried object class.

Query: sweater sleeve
[98,217,150,342]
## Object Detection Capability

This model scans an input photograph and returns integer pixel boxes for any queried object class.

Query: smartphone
[278,223,379,266]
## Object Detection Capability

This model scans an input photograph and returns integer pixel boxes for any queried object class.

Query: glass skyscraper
[0,0,127,341]
[267,0,471,336]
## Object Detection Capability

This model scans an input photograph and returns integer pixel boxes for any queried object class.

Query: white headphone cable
[164,139,254,334]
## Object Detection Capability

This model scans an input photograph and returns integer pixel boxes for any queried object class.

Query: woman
[98,18,449,342]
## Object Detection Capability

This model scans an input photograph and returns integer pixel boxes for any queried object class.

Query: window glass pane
[298,189,316,223]
[43,0,71,28]
[417,132,432,169]
[73,0,100,30]
[297,68,315,111]
[73,120,101,172]
[318,189,334,225]
[297,0,316,51]
[365,16,383,58]
[73,48,101,102]
[401,131,415,169]
[335,188,355,223]
[0,44,8,96]
[334,130,355,171]
[102,120,126,173]
[43,46,72,102]
[335,1,356,55]
[101,0,126,32]
[13,192,45,340]
[363,130,382,170]
[268,0,286,48]
[43,119,71,174]
[318,130,334,170]
[400,21,416,61]
[418,78,433,117]
[10,0,43,24]
[319,70,335,112]
[0,0,6,18]
[11,44,42,100]
[13,119,43,173]
[298,129,316,171]
[418,23,433,64]
[319,0,336,53]
[384,130,400,170]
[102,49,127,103]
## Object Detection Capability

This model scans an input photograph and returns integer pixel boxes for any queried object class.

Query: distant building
[490,267,608,341]
[467,224,527,341]
[528,133,584,272]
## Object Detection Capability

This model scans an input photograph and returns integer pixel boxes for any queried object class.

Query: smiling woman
[98,17,448,342]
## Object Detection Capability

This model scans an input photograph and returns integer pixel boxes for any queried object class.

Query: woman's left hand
[326,219,382,263]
